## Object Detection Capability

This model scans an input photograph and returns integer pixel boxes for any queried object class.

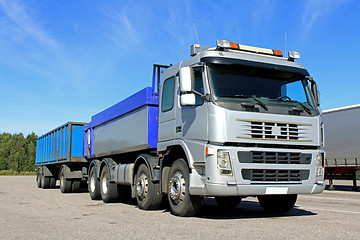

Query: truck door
[158,76,176,142]
[177,67,208,141]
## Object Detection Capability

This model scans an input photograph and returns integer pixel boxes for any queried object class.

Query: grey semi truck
[36,39,325,216]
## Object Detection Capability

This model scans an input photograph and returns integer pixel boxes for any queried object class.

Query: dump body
[84,87,158,159]
[323,105,360,171]
[35,122,86,165]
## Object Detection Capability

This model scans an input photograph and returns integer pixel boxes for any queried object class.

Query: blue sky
[0,0,359,135]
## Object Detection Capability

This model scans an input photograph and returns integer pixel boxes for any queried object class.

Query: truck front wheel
[89,167,101,200]
[100,167,119,203]
[135,164,163,210]
[167,159,202,217]
[257,194,297,213]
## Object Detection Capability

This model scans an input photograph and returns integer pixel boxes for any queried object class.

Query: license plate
[265,187,289,195]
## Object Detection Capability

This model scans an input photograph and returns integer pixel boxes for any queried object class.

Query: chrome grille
[236,119,313,142]
[237,151,312,164]
[250,121,299,140]
[242,169,309,182]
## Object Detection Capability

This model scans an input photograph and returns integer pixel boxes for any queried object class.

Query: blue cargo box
[36,122,87,165]
[84,87,159,159]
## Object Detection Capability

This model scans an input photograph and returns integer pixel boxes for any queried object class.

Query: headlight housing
[217,150,232,176]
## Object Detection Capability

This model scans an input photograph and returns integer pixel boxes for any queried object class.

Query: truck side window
[194,67,204,106]
[161,77,175,112]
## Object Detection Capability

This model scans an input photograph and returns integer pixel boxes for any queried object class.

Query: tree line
[0,132,37,172]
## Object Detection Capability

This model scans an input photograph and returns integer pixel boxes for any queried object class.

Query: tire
[60,168,71,193]
[258,194,297,213]
[167,159,203,217]
[100,166,119,203]
[72,180,81,192]
[89,167,101,200]
[215,196,242,210]
[36,167,42,188]
[135,164,163,210]
[41,173,50,189]
[49,177,56,188]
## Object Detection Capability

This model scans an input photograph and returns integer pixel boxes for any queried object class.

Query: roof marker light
[288,51,300,59]
[217,39,231,48]
[216,39,283,57]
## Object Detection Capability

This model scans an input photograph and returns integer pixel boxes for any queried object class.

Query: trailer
[35,122,87,192]
[323,105,360,191]
[36,40,325,216]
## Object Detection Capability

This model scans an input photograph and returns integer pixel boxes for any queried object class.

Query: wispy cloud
[251,0,277,28]
[0,0,59,47]
[302,0,350,35]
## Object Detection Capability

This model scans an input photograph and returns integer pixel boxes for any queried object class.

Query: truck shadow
[195,198,316,220]
[325,185,359,192]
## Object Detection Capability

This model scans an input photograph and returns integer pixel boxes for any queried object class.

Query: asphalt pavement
[0,176,359,240]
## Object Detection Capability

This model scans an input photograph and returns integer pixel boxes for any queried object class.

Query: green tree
[0,132,37,172]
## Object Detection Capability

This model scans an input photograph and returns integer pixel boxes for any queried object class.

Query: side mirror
[179,67,194,93]
[180,93,196,106]
[309,77,320,106]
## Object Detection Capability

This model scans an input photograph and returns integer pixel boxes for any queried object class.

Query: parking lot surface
[0,176,359,239]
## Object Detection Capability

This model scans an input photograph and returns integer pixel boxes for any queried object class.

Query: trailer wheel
[135,164,163,210]
[167,159,203,217]
[36,167,42,188]
[41,174,50,189]
[72,180,81,192]
[49,177,56,188]
[100,167,119,203]
[60,168,71,193]
[215,196,242,210]
[89,167,101,200]
[257,194,297,213]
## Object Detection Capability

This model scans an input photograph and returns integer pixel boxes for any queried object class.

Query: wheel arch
[160,144,190,194]
[133,154,159,183]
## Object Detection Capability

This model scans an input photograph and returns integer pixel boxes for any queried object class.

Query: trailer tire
[89,167,101,200]
[215,196,242,210]
[100,167,119,203]
[167,159,202,217]
[60,168,71,193]
[135,164,163,210]
[72,180,81,192]
[258,194,297,213]
[36,168,42,188]
[49,177,56,188]
[41,174,50,189]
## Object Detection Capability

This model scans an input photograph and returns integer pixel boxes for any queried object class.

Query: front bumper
[189,144,325,196]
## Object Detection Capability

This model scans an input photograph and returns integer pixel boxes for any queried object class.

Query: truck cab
[157,39,325,215]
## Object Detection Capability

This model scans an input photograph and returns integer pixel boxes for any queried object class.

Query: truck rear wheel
[89,167,101,200]
[100,167,119,203]
[215,196,242,210]
[257,194,297,213]
[60,168,72,193]
[167,159,202,217]
[135,164,163,210]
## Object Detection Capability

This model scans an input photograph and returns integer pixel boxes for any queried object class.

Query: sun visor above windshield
[200,56,309,76]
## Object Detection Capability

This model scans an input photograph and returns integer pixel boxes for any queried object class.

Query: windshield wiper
[218,95,268,111]
[275,98,311,115]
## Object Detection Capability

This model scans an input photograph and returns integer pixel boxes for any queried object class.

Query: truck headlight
[217,150,232,176]
[315,153,324,177]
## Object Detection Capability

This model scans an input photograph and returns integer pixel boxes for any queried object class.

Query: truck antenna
[193,22,200,45]
[285,31,287,58]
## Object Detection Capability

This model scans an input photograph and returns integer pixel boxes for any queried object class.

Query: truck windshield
[208,64,316,110]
